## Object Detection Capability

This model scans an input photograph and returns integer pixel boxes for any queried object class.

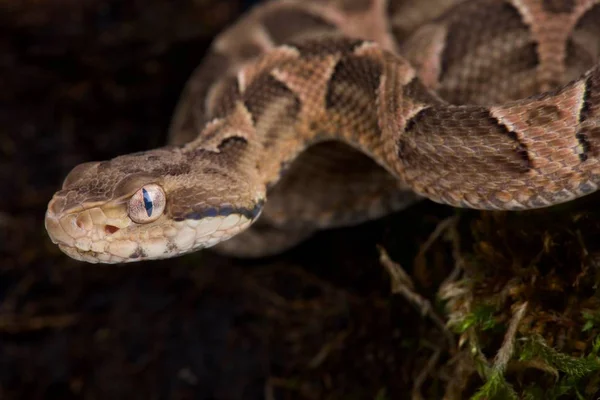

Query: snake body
[45,0,600,263]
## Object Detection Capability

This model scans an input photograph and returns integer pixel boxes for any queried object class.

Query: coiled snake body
[45,0,600,263]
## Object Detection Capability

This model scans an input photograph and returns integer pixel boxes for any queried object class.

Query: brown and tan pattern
[45,0,600,263]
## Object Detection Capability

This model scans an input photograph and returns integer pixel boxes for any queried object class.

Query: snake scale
[45,0,600,263]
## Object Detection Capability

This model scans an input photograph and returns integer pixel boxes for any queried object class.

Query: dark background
[0,1,455,398]
[2,0,599,399]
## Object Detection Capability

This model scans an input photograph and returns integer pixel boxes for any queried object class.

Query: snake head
[45,147,265,263]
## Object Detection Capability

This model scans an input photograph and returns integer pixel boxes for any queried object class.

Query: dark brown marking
[506,42,539,73]
[339,0,372,12]
[504,130,533,171]
[485,114,533,172]
[403,108,428,135]
[576,126,600,159]
[261,8,336,45]
[243,73,301,124]
[325,54,383,109]
[105,225,120,235]
[398,107,431,163]
[542,0,575,14]
[565,39,596,81]
[291,37,364,56]
[400,107,532,174]
[386,0,418,43]
[438,0,534,82]
[575,132,591,161]
[403,77,443,106]
[526,105,563,126]
[210,76,241,120]
[573,3,600,44]
[217,136,249,152]
[441,40,539,104]
[567,4,600,93]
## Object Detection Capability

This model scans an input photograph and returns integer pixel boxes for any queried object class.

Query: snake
[45,0,600,264]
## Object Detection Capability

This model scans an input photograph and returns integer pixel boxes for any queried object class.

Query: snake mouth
[45,207,110,263]
[57,244,106,264]
[45,202,263,264]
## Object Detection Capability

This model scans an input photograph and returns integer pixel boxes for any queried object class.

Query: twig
[493,302,528,372]
[416,216,459,259]
[377,246,454,350]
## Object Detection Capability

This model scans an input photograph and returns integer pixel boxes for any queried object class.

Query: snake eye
[128,184,166,224]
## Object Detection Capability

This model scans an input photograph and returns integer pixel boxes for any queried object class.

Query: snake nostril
[105,225,120,235]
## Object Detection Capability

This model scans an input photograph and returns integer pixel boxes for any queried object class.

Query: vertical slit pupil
[142,188,153,217]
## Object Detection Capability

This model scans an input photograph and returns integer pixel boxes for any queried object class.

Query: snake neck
[181,39,407,190]
[185,36,600,210]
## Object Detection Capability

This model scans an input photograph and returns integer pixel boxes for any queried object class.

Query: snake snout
[45,208,75,247]
[45,194,78,245]
[45,193,116,255]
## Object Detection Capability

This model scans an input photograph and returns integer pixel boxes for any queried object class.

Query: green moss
[582,311,600,332]
[471,370,518,400]
[453,304,500,334]
[519,335,600,379]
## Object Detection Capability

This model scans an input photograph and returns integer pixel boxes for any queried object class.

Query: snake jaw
[45,197,135,263]
[45,194,263,263]
[49,215,257,264]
